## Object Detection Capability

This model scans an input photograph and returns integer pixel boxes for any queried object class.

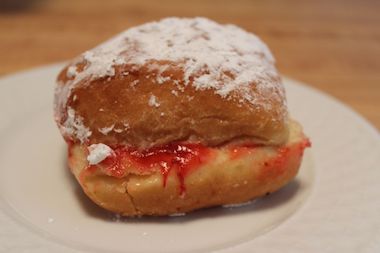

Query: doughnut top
[55,17,289,148]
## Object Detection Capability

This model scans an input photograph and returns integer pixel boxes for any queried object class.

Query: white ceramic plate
[0,64,379,253]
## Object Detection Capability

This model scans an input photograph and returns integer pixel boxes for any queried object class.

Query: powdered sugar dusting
[87,143,114,165]
[114,128,124,133]
[156,75,171,84]
[171,90,179,96]
[59,17,285,111]
[60,107,92,143]
[148,95,160,107]
[81,50,117,80]
[56,18,286,143]
[66,66,78,78]
[123,122,130,130]
[98,124,115,135]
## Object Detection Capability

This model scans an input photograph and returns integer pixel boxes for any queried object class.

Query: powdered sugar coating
[55,17,287,144]
[66,66,78,78]
[59,17,285,109]
[87,143,114,165]
[148,95,160,107]
[98,125,115,135]
[60,107,92,143]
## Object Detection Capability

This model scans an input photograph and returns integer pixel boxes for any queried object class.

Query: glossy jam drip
[87,143,212,195]
[127,143,211,194]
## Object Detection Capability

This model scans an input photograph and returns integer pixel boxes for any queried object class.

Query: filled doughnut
[54,17,310,216]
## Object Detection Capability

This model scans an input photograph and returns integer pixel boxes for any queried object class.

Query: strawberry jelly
[89,143,212,194]
[82,139,310,194]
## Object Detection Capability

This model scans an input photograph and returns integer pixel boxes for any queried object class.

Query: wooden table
[0,0,379,129]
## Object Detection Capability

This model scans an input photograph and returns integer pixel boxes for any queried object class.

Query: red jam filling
[79,138,311,194]
[88,143,212,194]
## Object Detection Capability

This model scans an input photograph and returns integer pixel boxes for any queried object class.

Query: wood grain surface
[0,0,379,129]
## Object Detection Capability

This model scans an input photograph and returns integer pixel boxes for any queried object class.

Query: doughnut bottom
[68,120,310,216]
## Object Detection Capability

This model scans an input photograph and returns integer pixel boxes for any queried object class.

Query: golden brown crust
[54,18,289,149]
[56,60,288,148]
[68,120,309,216]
